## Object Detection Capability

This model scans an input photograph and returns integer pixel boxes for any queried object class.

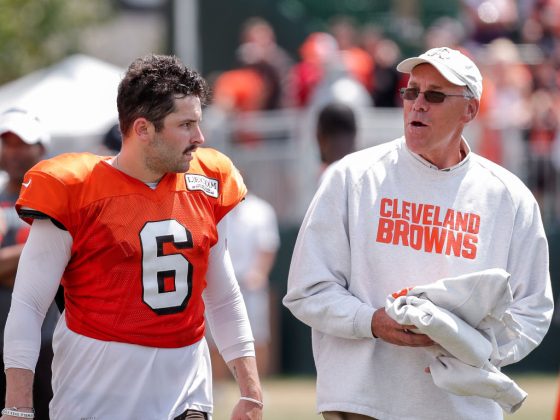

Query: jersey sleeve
[16,166,72,229]
[15,153,95,231]
[216,158,246,222]
[193,148,247,223]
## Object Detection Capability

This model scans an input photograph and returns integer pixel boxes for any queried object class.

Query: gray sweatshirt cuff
[354,304,375,338]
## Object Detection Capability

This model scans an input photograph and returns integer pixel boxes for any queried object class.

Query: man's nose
[412,93,429,111]
[192,124,205,145]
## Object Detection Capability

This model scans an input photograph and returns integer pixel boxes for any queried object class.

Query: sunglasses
[400,87,472,103]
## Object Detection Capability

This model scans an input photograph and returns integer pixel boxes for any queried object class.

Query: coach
[284,47,553,420]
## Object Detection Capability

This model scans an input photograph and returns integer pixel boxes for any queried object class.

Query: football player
[2,55,262,420]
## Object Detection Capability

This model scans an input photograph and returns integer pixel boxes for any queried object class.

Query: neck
[418,139,466,170]
[459,146,467,161]
[113,152,163,183]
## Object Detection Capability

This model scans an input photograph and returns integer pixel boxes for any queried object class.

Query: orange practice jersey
[16,148,246,348]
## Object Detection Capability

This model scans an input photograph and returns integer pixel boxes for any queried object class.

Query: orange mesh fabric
[16,148,246,348]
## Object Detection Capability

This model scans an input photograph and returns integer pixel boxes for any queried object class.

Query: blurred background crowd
[205,0,560,232]
[0,0,559,386]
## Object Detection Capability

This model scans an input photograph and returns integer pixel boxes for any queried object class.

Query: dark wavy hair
[117,54,210,135]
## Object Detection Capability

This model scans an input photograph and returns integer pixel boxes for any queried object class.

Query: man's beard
[145,134,190,175]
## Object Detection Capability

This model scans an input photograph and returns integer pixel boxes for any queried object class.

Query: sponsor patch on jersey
[185,174,219,198]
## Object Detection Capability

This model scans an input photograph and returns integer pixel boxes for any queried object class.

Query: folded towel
[387,295,492,367]
[385,268,527,413]
[430,356,527,413]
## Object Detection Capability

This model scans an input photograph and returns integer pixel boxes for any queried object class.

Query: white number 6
[140,220,193,314]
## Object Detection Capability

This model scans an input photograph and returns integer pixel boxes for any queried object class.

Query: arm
[227,357,263,420]
[2,369,34,416]
[203,216,262,419]
[493,197,554,367]
[2,219,71,417]
[283,169,375,339]
[283,167,435,347]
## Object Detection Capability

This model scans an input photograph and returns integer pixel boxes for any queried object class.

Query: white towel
[404,268,512,327]
[430,356,527,413]
[385,268,526,413]
[387,295,493,368]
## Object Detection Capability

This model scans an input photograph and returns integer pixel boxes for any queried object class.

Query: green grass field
[212,373,558,420]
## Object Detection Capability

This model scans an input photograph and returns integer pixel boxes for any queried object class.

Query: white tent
[0,54,124,155]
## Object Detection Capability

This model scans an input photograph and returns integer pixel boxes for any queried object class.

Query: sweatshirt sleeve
[493,196,554,367]
[283,166,375,339]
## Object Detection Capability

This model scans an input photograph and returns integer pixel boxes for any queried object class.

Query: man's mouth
[410,121,427,127]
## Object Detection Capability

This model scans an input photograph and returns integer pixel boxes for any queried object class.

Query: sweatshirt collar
[404,137,471,172]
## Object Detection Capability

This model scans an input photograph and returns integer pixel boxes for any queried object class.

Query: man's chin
[172,162,190,173]
[404,136,425,153]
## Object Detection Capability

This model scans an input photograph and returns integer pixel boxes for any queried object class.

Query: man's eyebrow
[180,116,201,124]
[408,81,446,90]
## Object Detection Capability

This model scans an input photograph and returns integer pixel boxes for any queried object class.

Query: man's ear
[132,117,153,139]
[464,99,480,123]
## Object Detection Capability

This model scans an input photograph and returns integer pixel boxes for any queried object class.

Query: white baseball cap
[396,47,483,99]
[0,108,51,146]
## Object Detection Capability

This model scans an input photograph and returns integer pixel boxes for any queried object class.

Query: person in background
[329,16,374,93]
[0,209,6,243]
[366,38,403,108]
[284,47,553,419]
[100,123,122,155]
[213,17,292,113]
[0,108,58,420]
[226,188,280,377]
[315,101,357,180]
[289,32,339,108]
[212,62,270,114]
[290,32,372,109]
[460,0,519,43]
[237,17,293,109]
[208,178,279,386]
[1,54,262,420]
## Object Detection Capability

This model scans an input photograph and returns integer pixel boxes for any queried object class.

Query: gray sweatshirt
[283,137,553,420]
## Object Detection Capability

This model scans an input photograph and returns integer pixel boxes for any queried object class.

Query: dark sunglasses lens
[424,91,446,103]
[401,88,419,100]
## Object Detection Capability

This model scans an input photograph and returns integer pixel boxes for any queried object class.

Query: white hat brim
[396,57,467,88]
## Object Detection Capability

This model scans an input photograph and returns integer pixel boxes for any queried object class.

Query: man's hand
[371,308,434,347]
[230,398,263,420]
[226,356,263,420]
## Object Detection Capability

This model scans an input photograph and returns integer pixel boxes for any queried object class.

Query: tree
[0,0,113,84]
